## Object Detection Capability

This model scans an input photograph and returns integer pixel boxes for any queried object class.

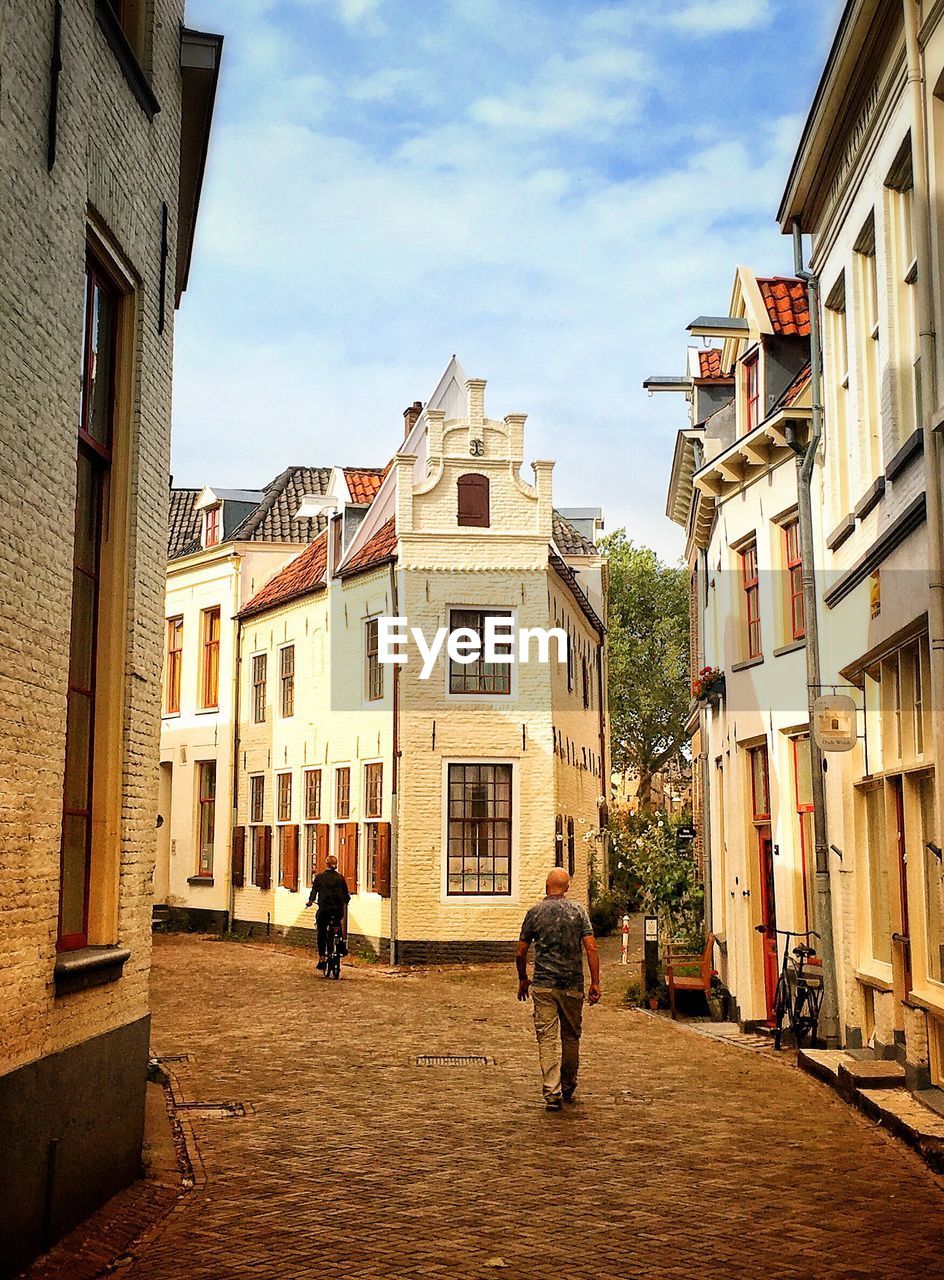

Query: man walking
[306,852,351,971]
[516,868,601,1111]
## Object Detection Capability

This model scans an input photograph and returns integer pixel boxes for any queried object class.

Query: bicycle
[324,918,346,980]
[755,926,823,1050]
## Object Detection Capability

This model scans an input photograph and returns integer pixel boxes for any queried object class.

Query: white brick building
[0,4,220,1272]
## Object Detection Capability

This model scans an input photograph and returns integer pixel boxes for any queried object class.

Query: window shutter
[316,823,329,874]
[344,822,359,893]
[260,826,272,890]
[375,822,391,897]
[282,824,299,892]
[232,825,245,888]
[457,473,489,527]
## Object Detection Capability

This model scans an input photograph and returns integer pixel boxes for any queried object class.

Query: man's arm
[515,940,531,1001]
[583,935,601,1005]
[306,877,318,908]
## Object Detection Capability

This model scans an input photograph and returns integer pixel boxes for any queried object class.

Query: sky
[176,0,845,560]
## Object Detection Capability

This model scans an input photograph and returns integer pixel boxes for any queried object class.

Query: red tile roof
[756,277,810,337]
[240,531,328,619]
[697,348,729,380]
[344,466,388,505]
[338,517,397,579]
[781,363,812,408]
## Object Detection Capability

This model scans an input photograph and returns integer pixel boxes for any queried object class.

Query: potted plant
[691,665,725,706]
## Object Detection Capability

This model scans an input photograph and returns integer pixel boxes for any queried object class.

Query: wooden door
[757,826,779,1022]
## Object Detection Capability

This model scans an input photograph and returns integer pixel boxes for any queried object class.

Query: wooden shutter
[281,824,299,892]
[257,826,272,890]
[374,822,391,897]
[457,473,489,527]
[232,825,245,888]
[316,823,329,874]
[337,822,358,893]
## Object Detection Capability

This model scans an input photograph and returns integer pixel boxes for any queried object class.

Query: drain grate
[156,1053,191,1064]
[175,1101,251,1117]
[416,1055,493,1068]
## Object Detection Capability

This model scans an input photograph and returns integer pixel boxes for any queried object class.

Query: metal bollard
[620,914,630,965]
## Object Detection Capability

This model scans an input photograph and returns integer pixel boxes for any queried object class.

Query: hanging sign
[812,694,857,752]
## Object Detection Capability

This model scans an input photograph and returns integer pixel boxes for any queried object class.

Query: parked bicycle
[755,926,823,1049]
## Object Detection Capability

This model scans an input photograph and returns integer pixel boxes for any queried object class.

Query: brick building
[0,4,220,1272]
[161,360,609,959]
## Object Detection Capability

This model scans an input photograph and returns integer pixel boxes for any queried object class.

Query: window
[854,214,882,480]
[164,616,183,715]
[366,617,383,701]
[201,607,220,709]
[106,0,147,59]
[825,275,851,518]
[59,257,122,950]
[204,505,221,548]
[567,817,576,876]
[446,763,512,896]
[792,736,814,929]
[886,146,920,447]
[280,645,294,718]
[196,762,216,877]
[566,630,574,692]
[744,354,760,433]
[913,645,925,756]
[457,473,490,527]
[739,543,761,659]
[581,655,590,709]
[252,824,271,889]
[250,774,265,825]
[749,745,770,822]
[365,762,383,819]
[783,520,805,640]
[277,772,292,823]
[304,768,322,821]
[919,773,943,984]
[448,609,512,695]
[864,785,891,965]
[252,653,266,723]
[304,823,328,886]
[335,766,351,820]
[366,821,391,896]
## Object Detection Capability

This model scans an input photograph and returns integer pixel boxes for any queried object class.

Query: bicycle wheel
[792,987,813,1047]
[773,976,790,1050]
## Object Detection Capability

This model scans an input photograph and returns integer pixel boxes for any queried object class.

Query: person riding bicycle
[306,853,351,971]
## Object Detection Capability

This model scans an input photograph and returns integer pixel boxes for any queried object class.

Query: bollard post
[620,915,630,965]
[643,915,660,997]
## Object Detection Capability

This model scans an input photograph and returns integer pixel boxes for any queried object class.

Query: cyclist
[306,853,351,972]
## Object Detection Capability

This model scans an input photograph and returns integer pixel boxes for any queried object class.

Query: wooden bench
[665,933,716,1019]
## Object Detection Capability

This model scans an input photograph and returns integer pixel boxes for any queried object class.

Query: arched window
[457,473,489,527]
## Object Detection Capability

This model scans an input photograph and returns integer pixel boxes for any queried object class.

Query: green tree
[609,808,703,947]
[602,532,689,810]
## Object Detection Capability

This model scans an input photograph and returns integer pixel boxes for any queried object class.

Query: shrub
[589,891,624,937]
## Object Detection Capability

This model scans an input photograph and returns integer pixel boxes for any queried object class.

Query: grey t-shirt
[519,896,594,992]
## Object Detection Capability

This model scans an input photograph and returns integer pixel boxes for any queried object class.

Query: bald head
[546,868,571,897]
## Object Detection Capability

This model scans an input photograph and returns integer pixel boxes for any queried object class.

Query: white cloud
[668,0,773,36]
[338,0,383,28]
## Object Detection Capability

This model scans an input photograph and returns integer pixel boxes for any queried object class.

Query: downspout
[697,546,713,933]
[229,570,243,935]
[792,222,841,1047]
[904,0,944,894]
[596,629,609,890]
[388,559,400,965]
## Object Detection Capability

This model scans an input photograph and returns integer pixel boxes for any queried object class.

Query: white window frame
[439,757,519,906]
[443,605,519,703]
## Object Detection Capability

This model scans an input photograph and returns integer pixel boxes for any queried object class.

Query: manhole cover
[175,1101,251,1117]
[416,1055,493,1067]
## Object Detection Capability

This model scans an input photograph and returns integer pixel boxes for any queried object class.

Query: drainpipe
[904,0,944,890]
[792,222,841,1047]
[388,560,400,965]
[229,603,243,935]
[697,546,713,933]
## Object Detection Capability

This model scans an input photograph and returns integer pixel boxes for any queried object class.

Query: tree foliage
[602,531,690,807]
[609,808,703,947]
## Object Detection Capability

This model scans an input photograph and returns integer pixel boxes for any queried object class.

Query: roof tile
[552,510,596,556]
[697,348,727,380]
[338,517,397,579]
[344,466,388,505]
[756,277,810,337]
[240,531,328,619]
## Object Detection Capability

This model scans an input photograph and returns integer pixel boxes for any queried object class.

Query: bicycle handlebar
[755,925,820,939]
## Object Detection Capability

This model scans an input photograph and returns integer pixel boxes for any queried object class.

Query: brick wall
[0,0,184,1076]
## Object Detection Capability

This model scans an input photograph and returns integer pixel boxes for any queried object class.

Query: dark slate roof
[168,488,202,558]
[167,467,334,561]
[552,510,596,557]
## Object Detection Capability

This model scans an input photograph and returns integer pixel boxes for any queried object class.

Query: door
[893,779,912,995]
[757,826,779,1022]
[155,762,173,904]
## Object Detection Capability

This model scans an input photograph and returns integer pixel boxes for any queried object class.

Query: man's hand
[587,983,602,1006]
[517,977,532,1002]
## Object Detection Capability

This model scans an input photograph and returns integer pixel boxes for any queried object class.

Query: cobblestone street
[103,937,944,1277]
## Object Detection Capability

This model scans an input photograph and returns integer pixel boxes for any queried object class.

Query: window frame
[365,616,383,702]
[364,761,383,820]
[164,615,183,716]
[335,765,351,821]
[204,504,221,548]
[276,770,293,824]
[744,352,760,434]
[739,542,762,660]
[200,606,221,710]
[279,643,295,718]
[249,773,265,825]
[251,652,267,724]
[196,761,216,878]
[748,744,771,824]
[443,760,515,900]
[446,607,513,698]
[783,519,805,641]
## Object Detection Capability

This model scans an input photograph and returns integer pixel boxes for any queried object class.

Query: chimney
[403,400,423,437]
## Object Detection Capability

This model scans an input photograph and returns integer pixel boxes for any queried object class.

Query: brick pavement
[45,934,944,1279]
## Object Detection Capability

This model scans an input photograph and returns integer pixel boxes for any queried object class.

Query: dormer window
[204,504,221,547]
[744,354,760,433]
[458,473,489,528]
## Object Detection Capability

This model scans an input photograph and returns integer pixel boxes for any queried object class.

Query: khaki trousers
[531,986,583,1101]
